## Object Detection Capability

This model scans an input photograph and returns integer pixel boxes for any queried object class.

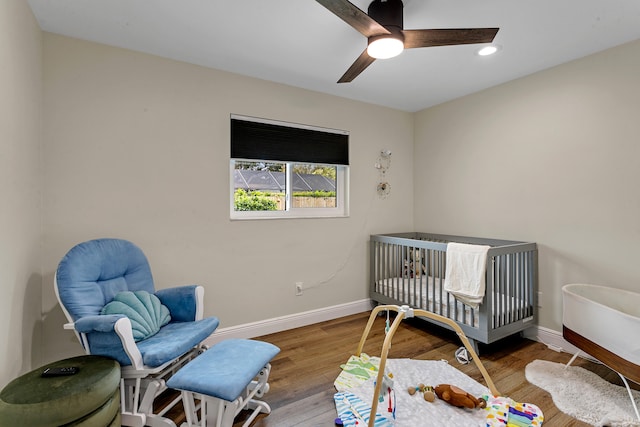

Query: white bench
[166,339,280,427]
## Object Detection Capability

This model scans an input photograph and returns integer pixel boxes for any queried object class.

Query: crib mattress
[376,277,477,325]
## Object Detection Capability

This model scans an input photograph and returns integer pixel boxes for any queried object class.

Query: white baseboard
[203,299,373,346]
[523,325,599,362]
[204,304,599,364]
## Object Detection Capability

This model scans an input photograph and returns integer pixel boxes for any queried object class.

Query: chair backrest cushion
[56,238,155,321]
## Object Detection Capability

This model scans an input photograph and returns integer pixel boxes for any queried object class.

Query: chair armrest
[155,285,205,322]
[74,314,125,333]
[113,317,144,369]
[74,316,145,369]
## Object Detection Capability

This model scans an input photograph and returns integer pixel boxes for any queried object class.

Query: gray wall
[414,39,640,331]
[3,2,639,385]
[40,34,415,363]
[0,0,43,386]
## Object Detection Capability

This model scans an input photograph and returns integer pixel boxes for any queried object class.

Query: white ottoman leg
[204,398,239,427]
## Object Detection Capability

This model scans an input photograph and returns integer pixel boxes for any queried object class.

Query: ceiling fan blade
[403,28,499,49]
[316,0,390,38]
[338,49,376,83]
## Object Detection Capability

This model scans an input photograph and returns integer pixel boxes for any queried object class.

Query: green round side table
[0,355,120,427]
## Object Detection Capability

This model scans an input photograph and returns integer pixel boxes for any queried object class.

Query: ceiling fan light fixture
[477,44,501,56]
[367,34,404,59]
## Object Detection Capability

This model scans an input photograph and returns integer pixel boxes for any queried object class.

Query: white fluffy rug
[525,360,640,427]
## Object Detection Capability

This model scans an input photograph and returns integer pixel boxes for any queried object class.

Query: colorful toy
[407,383,435,402]
[374,367,396,419]
[483,395,544,427]
[434,384,487,409]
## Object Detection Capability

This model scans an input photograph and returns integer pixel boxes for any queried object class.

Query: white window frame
[230,115,349,220]
[230,159,349,220]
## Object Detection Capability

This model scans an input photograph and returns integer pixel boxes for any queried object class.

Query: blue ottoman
[167,339,279,427]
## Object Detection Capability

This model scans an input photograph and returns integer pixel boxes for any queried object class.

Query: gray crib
[370,232,538,350]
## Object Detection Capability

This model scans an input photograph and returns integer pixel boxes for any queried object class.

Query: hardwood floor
[165,311,629,426]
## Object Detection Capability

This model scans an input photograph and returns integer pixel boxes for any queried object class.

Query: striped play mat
[334,391,393,427]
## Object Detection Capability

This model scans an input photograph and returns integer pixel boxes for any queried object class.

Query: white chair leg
[121,413,146,427]
[617,373,640,422]
[565,350,580,369]
[138,379,162,414]
[120,378,146,427]
[145,414,178,427]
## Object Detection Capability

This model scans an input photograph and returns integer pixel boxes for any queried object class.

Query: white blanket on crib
[444,243,491,309]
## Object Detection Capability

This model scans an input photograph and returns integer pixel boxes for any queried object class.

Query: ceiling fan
[316,0,499,83]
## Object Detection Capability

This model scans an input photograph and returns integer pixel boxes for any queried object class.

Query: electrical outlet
[537,291,543,308]
[295,282,303,296]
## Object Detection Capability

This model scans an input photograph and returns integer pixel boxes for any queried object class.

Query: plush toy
[407,383,436,402]
[434,384,486,409]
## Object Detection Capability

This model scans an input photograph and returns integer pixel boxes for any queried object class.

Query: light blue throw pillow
[101,290,171,341]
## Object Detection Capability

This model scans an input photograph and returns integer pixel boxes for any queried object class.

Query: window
[230,115,349,219]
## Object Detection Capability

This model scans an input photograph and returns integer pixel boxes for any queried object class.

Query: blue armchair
[55,238,220,427]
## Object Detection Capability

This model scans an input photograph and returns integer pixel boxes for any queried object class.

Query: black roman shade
[231,117,349,165]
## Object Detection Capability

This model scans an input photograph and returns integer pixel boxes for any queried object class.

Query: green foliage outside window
[292,165,336,180]
[292,191,336,198]
[234,189,278,211]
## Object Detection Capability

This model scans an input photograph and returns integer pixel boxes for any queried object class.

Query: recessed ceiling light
[477,45,501,56]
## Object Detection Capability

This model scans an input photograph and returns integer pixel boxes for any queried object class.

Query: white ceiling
[28,0,640,112]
